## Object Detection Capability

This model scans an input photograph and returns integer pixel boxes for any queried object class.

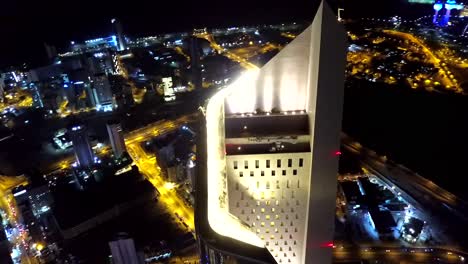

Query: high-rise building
[91,74,114,111]
[195,2,345,264]
[106,120,126,159]
[112,18,126,51]
[109,233,141,264]
[190,37,203,90]
[68,122,95,168]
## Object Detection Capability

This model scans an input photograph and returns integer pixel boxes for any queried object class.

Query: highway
[342,134,468,250]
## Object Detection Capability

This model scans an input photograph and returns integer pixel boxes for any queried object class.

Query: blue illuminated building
[434,0,464,26]
[70,35,119,54]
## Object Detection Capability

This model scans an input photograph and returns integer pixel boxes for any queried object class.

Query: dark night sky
[0,0,424,68]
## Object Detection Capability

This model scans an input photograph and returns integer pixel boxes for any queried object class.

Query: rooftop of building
[225,113,309,138]
[340,181,363,203]
[369,208,397,234]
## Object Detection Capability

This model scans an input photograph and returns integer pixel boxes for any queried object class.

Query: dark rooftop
[340,181,362,204]
[225,114,309,138]
[226,141,310,155]
[369,209,397,234]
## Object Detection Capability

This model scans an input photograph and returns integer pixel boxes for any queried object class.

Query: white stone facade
[227,153,311,264]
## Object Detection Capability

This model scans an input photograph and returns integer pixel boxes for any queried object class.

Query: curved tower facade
[195,1,346,264]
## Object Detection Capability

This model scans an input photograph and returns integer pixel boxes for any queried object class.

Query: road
[383,30,460,91]
[127,142,195,231]
[194,33,259,70]
[124,115,196,231]
[333,244,466,263]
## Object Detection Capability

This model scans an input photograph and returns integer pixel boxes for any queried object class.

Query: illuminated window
[256,201,260,206]
[293,169,297,176]
[255,160,259,168]
[234,161,238,169]
[261,192,265,199]
[256,215,260,220]
[240,172,243,177]
[299,158,303,167]
[266,200,271,205]
[275,200,279,206]
[277,159,281,168]
[261,222,265,227]
[252,222,256,226]
[256,229,260,234]
[266,215,270,220]
[266,160,270,168]
[252,208,256,213]
[275,228,278,233]
[270,235,275,240]
[288,159,292,167]
[261,171,265,176]
[271,191,275,197]
[270,221,275,226]
[275,214,279,219]
[261,208,265,213]
[271,208,275,212]
[266,229,270,233]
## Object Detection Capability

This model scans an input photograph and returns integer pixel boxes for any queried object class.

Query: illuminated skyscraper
[195,1,345,264]
[107,120,126,159]
[111,18,126,51]
[69,122,95,168]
